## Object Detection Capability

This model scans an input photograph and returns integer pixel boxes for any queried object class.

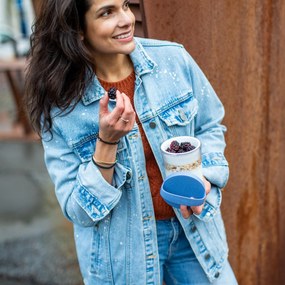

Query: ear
[79,31,84,41]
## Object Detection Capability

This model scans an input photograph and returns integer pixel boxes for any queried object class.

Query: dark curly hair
[25,0,94,135]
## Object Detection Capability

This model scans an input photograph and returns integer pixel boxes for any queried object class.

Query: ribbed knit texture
[98,71,175,220]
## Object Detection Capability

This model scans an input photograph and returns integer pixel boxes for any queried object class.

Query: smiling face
[83,0,136,60]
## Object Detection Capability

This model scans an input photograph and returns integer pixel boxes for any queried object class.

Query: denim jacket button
[214,272,220,278]
[149,121,156,129]
[190,226,197,233]
[204,253,211,260]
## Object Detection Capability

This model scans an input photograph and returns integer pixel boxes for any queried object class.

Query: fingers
[191,205,204,215]
[119,92,136,127]
[202,176,211,195]
[180,177,212,219]
[180,205,192,219]
[100,90,135,124]
[105,91,133,121]
[99,93,110,116]
[112,91,135,127]
[180,203,203,218]
[99,90,136,142]
[112,90,125,117]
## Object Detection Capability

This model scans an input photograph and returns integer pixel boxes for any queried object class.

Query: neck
[93,54,133,82]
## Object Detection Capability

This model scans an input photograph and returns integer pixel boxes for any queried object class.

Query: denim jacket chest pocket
[70,133,127,163]
[156,91,198,137]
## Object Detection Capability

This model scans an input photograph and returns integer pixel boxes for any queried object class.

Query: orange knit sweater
[98,71,175,220]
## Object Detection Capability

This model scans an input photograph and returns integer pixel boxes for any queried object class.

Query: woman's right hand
[98,90,136,143]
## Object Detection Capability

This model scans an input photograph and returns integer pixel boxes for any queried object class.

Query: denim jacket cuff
[72,161,131,222]
[202,152,229,189]
[194,152,229,221]
[194,186,222,221]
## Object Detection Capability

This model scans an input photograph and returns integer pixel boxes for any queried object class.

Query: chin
[120,41,136,54]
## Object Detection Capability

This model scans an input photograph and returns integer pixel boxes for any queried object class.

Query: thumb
[99,93,109,116]
[191,205,203,215]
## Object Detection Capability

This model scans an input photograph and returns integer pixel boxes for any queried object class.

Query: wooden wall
[141,1,285,284]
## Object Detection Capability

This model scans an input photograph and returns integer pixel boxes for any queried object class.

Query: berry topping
[108,87,117,100]
[169,140,180,152]
[166,147,176,153]
[166,140,196,153]
[181,142,196,152]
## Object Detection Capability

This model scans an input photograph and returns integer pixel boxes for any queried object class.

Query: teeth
[115,32,131,39]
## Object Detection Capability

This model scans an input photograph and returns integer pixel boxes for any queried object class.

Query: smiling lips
[113,31,132,40]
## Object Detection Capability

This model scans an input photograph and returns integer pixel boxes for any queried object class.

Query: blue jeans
[156,218,238,285]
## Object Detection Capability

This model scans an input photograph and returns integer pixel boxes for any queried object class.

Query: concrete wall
[142,1,285,284]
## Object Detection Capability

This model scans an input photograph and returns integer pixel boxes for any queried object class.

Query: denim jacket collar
[130,37,157,75]
[82,38,156,106]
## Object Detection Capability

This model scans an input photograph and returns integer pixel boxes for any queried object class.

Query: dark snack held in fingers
[108,87,117,100]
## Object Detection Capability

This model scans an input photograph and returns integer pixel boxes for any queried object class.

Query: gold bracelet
[92,157,117,165]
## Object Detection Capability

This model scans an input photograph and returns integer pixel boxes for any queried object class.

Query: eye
[101,8,112,17]
[123,0,130,10]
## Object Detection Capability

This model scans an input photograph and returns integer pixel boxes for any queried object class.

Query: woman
[25,0,238,284]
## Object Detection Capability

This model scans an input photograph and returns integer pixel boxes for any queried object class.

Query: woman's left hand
[180,176,211,219]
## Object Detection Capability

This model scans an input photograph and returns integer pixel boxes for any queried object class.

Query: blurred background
[0,0,284,284]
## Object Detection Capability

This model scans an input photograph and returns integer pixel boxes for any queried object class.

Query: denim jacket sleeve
[42,123,131,227]
[181,47,229,221]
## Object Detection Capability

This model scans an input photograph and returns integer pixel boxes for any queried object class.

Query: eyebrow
[94,2,118,16]
[94,0,128,15]
[96,5,114,14]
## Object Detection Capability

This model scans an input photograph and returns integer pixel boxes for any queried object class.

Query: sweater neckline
[97,70,135,85]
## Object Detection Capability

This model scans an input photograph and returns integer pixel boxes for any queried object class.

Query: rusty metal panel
[142,1,285,284]
[131,0,148,37]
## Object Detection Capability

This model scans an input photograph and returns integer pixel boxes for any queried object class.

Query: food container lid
[160,172,206,208]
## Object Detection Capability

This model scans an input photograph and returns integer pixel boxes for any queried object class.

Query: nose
[117,9,133,27]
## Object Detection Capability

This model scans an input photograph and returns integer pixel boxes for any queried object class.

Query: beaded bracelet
[92,156,117,169]
[97,135,120,145]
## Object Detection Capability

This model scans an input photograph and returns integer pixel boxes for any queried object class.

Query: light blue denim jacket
[42,37,229,284]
